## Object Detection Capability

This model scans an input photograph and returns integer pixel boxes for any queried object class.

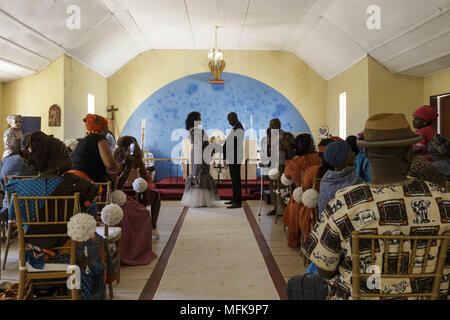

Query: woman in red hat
[70,114,118,181]
[412,105,438,161]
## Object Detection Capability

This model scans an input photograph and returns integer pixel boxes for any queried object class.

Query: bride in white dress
[181,112,220,207]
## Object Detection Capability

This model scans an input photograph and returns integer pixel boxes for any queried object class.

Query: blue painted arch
[121,72,311,180]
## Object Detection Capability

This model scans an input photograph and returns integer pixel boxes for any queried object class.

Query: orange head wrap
[84,114,108,134]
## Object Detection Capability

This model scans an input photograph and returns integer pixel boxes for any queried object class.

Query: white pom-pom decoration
[133,177,148,193]
[111,190,127,206]
[302,189,319,208]
[281,173,294,186]
[101,204,124,226]
[67,213,97,242]
[268,168,280,180]
[293,187,303,203]
[64,138,78,151]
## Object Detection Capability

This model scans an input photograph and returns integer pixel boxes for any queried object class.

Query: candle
[141,118,146,149]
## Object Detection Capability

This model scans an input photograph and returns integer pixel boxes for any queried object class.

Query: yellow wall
[368,57,424,127]
[327,57,369,137]
[107,50,328,142]
[423,68,450,104]
[64,56,107,139]
[2,56,65,152]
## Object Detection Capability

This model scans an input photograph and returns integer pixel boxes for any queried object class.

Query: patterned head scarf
[428,134,450,156]
[19,131,69,173]
[83,114,108,134]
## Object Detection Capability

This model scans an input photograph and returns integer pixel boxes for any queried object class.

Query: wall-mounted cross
[106,105,119,137]
[107,105,118,120]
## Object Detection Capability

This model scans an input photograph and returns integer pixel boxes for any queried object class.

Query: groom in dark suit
[223,112,244,209]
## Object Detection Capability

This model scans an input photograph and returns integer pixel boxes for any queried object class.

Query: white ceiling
[1,0,450,83]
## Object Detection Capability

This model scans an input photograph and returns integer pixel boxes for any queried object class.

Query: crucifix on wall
[106,105,118,137]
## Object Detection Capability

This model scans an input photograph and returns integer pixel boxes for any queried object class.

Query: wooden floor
[0,200,306,300]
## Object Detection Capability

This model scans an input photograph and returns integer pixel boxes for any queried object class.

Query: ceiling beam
[0,36,51,63]
[0,9,66,52]
[238,0,251,48]
[183,0,197,48]
[396,49,450,73]
[0,56,38,73]
[379,27,450,64]
[369,10,448,53]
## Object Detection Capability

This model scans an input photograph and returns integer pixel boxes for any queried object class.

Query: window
[339,92,347,139]
[88,94,95,114]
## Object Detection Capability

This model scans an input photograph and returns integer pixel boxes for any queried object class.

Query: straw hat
[357,113,421,147]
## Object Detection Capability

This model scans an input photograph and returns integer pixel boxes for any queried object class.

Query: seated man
[287,113,450,300]
[0,137,37,222]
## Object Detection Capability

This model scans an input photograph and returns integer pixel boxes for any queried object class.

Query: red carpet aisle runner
[151,177,269,201]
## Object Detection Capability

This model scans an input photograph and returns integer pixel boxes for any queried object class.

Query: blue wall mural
[121,72,311,181]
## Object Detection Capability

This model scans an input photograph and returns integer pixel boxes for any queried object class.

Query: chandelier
[208,26,225,83]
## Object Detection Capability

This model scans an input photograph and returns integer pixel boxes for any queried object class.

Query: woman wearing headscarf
[412,105,438,160]
[3,115,23,159]
[317,140,364,215]
[282,133,321,249]
[114,135,162,244]
[6,131,112,299]
[298,138,334,242]
[70,114,118,182]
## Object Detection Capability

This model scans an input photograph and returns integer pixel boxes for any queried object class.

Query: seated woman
[282,134,322,249]
[3,115,23,159]
[114,135,161,240]
[318,140,363,215]
[6,131,110,300]
[0,137,37,223]
[298,138,334,243]
[70,114,118,182]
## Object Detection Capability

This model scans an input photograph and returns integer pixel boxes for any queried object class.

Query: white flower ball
[293,187,303,203]
[101,204,124,226]
[281,173,294,186]
[302,189,319,208]
[67,213,97,242]
[64,138,78,152]
[133,177,148,193]
[268,168,280,180]
[111,190,127,206]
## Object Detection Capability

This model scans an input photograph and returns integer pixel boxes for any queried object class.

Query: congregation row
[266,105,450,300]
[0,114,161,299]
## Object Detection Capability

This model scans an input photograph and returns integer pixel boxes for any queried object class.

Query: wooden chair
[351,231,450,300]
[94,181,121,300]
[2,175,37,272]
[12,192,81,300]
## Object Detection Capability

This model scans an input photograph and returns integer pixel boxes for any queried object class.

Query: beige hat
[357,113,422,147]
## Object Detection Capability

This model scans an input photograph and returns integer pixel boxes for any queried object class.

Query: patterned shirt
[302,179,450,300]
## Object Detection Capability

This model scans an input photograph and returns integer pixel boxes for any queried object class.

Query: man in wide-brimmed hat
[287,113,450,300]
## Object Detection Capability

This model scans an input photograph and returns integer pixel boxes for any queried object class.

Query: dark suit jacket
[223,121,244,165]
